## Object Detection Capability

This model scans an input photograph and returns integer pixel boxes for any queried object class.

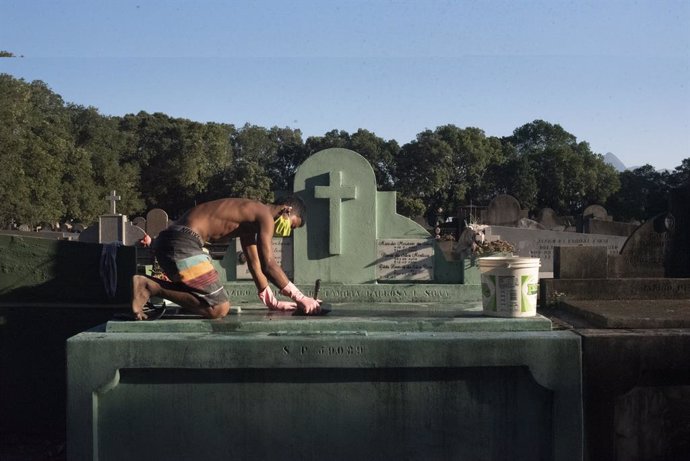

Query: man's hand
[280,282,321,314]
[258,285,297,311]
[296,295,321,314]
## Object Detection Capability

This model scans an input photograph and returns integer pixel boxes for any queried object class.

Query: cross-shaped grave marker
[104,190,121,215]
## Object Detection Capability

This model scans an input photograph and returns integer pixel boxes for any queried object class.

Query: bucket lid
[478,256,541,269]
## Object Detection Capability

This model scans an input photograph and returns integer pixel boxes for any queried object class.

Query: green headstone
[293,148,430,284]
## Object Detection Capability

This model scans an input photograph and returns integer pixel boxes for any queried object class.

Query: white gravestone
[376,239,434,281]
[485,226,627,278]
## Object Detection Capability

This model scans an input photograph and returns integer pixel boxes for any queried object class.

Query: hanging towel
[100,242,122,299]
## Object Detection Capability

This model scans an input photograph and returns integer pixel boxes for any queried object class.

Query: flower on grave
[474,239,515,255]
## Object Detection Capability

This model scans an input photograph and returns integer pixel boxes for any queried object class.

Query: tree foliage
[605,165,672,221]
[502,120,620,216]
[305,129,398,190]
[0,74,684,229]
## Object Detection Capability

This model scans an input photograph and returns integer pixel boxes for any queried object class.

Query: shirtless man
[131,196,321,320]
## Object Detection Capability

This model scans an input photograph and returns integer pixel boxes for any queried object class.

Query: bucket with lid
[478,256,540,317]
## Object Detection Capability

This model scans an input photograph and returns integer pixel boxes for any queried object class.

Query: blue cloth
[100,242,121,299]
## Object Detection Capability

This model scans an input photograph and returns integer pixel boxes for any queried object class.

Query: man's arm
[254,209,320,314]
[241,234,296,311]
[254,211,291,288]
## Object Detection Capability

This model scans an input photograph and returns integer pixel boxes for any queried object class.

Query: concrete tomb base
[68,301,582,461]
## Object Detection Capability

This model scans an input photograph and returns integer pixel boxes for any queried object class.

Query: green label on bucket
[520,275,539,312]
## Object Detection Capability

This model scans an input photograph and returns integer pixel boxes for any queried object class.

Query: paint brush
[314,278,331,314]
[293,278,331,316]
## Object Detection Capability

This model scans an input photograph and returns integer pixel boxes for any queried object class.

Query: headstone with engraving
[292,148,438,284]
[99,190,126,244]
[78,191,148,245]
[484,225,627,277]
[608,213,669,278]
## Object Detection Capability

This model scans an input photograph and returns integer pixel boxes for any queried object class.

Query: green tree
[197,122,236,202]
[120,112,234,216]
[305,129,399,190]
[606,165,671,221]
[669,158,690,189]
[0,76,79,226]
[224,124,277,202]
[503,120,620,216]
[395,130,454,217]
[489,144,539,211]
[433,125,505,211]
[265,126,307,193]
[67,105,143,221]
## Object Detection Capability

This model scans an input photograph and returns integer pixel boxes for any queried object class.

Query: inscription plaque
[376,239,434,281]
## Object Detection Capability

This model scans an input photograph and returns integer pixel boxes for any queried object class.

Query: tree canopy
[0,74,686,228]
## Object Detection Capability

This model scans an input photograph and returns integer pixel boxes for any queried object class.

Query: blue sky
[1,0,688,171]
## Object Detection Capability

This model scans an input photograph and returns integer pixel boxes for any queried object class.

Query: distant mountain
[604,152,626,172]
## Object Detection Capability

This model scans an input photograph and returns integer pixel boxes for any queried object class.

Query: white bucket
[478,256,541,317]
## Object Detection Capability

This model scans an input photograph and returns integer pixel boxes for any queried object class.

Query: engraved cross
[314,170,357,254]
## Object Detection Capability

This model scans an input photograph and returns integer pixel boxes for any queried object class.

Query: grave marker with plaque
[376,239,434,281]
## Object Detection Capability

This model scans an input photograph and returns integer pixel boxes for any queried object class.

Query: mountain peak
[604,152,626,172]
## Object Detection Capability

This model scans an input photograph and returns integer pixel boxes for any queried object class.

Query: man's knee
[207,301,231,319]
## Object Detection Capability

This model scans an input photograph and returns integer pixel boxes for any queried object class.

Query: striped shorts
[152,225,229,306]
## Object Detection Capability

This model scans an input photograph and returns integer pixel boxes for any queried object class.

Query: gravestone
[484,225,627,277]
[554,246,608,279]
[536,207,563,230]
[292,148,438,284]
[79,191,148,245]
[131,216,147,230]
[608,213,670,278]
[580,204,636,236]
[481,194,527,226]
[99,190,126,244]
[145,208,169,238]
[582,204,610,221]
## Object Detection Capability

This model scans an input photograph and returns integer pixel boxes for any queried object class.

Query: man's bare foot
[131,275,152,320]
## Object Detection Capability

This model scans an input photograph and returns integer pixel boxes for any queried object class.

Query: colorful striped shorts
[152,225,229,306]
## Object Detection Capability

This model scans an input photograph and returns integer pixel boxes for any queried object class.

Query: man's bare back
[177,198,268,242]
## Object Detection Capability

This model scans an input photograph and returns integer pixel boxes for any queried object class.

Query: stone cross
[314,170,357,255]
[105,190,121,215]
